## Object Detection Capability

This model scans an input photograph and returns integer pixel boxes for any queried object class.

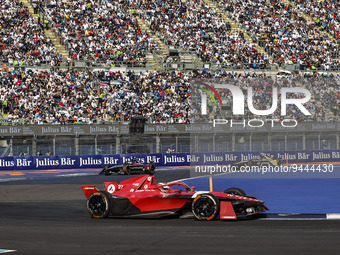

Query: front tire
[87,191,111,218]
[192,194,219,221]
[224,187,246,196]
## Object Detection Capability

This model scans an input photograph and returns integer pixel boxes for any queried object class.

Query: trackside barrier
[0,150,339,171]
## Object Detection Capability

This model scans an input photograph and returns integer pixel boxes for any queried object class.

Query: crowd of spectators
[39,0,159,66]
[0,69,191,124]
[1,0,338,70]
[0,0,61,66]
[213,0,339,70]
[0,69,338,125]
[304,76,339,118]
[290,0,339,41]
[129,0,270,69]
[0,0,338,125]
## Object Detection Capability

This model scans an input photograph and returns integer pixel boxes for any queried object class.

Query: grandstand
[0,0,339,156]
[0,0,337,71]
[0,0,61,66]
[213,0,339,70]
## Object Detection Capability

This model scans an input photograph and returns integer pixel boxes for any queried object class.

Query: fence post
[212,133,216,152]
[232,133,235,152]
[9,138,13,156]
[53,136,56,156]
[195,135,199,153]
[249,133,253,151]
[302,132,306,151]
[156,134,160,153]
[75,134,79,155]
[116,135,120,154]
[268,133,272,151]
[32,135,37,156]
[95,135,98,155]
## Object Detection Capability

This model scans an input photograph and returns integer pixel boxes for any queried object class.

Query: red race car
[81,174,268,221]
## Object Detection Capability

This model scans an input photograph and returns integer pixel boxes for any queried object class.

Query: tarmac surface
[1,169,340,255]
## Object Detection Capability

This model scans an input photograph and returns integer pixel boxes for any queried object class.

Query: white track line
[326,214,340,219]
[0,250,16,254]
[258,218,326,221]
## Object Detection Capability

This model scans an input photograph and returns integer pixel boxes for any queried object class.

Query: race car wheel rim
[192,194,218,221]
[87,193,109,218]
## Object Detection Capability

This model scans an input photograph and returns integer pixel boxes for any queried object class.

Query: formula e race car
[99,157,155,175]
[232,153,283,170]
[81,174,268,220]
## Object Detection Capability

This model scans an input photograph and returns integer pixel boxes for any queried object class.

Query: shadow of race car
[81,174,268,220]
[100,157,155,175]
[232,153,283,170]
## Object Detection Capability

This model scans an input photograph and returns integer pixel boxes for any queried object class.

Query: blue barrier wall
[0,150,339,171]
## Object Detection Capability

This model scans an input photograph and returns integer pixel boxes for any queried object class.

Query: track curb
[259,213,340,220]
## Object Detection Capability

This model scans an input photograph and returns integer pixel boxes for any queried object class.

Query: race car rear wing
[81,186,99,198]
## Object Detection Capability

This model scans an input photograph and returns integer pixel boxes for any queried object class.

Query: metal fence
[0,130,338,157]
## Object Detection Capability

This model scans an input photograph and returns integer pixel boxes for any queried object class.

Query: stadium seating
[0,0,61,66]
[212,0,339,70]
[129,0,269,69]
[290,0,339,41]
[40,0,159,66]
[0,69,338,124]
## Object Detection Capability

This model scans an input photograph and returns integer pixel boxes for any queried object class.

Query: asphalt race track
[1,169,340,255]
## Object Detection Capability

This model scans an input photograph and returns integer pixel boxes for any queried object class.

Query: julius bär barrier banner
[0,123,340,136]
[0,150,339,171]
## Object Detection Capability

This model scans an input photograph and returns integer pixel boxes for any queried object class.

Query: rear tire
[232,162,246,170]
[224,187,246,196]
[145,163,155,174]
[103,165,111,175]
[87,191,111,218]
[122,164,131,175]
[192,194,219,221]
